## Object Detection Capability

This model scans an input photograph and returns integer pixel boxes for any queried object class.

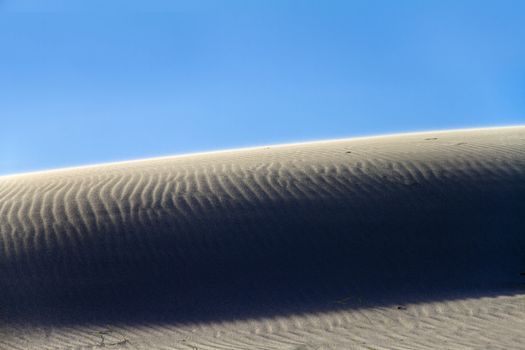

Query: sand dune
[1,126,524,349]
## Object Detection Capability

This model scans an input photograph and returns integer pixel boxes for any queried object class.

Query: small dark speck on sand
[425,137,438,141]
[345,151,352,154]
[397,305,407,310]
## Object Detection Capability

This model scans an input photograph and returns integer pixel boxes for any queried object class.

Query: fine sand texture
[1,126,525,349]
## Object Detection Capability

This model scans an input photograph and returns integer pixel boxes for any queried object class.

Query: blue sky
[1,1,524,175]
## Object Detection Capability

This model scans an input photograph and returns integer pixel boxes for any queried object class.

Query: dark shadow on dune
[1,172,525,327]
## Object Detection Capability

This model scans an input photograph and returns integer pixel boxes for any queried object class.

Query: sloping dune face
[1,127,525,349]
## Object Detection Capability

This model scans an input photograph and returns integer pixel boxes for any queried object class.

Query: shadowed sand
[1,127,525,349]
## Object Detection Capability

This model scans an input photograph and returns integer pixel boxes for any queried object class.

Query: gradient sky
[1,0,524,175]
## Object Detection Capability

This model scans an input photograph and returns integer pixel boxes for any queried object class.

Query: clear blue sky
[1,0,524,175]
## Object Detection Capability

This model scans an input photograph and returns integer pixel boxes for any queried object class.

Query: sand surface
[1,127,524,349]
